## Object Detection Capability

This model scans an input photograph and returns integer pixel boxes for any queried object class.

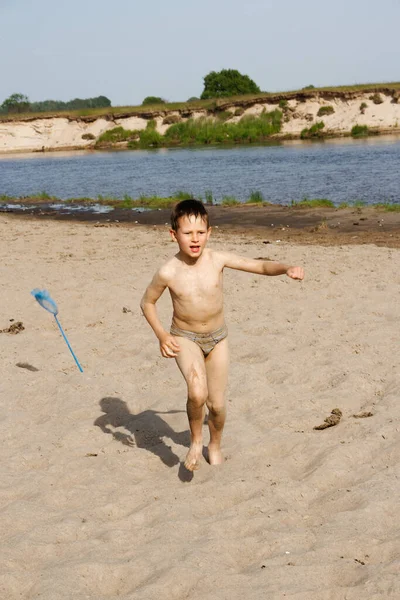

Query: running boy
[140,199,304,471]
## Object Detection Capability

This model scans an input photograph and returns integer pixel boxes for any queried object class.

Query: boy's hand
[159,333,180,358]
[286,266,304,280]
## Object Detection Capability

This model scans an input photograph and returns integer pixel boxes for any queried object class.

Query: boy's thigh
[174,336,207,391]
[205,338,229,400]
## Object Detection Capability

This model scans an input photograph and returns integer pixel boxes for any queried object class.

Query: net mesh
[31,289,58,315]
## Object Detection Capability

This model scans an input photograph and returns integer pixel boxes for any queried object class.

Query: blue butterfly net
[31,288,83,372]
[31,289,58,315]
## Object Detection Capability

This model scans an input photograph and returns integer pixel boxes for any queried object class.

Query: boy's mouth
[190,245,200,252]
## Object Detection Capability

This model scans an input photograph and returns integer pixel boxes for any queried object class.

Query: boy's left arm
[219,252,304,280]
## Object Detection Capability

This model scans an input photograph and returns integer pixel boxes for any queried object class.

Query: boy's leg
[175,338,208,471]
[205,338,229,465]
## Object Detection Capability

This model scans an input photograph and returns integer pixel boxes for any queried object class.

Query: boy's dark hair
[170,198,210,231]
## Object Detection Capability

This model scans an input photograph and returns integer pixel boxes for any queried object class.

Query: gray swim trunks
[170,323,228,357]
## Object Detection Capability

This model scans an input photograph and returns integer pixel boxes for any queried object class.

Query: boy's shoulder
[157,255,180,281]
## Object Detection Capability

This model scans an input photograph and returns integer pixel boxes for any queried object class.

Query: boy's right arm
[140,270,180,358]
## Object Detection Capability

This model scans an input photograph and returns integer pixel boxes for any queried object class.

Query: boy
[141,199,304,471]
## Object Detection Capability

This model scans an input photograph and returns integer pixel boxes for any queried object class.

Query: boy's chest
[170,267,223,300]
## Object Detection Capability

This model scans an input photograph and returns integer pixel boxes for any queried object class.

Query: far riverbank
[1,89,400,154]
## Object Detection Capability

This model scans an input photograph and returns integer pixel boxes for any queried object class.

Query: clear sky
[1,0,399,107]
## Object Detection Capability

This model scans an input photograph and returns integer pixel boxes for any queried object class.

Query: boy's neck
[177,250,205,266]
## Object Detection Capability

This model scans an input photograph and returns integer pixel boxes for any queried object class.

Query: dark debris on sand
[0,321,25,334]
[314,408,343,430]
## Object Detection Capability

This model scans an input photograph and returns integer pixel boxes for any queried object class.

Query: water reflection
[1,137,399,206]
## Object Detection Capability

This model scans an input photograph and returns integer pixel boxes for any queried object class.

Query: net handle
[54,315,83,373]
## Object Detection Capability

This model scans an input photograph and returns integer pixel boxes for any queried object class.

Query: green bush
[369,93,383,105]
[164,110,282,146]
[173,190,193,200]
[201,69,260,99]
[317,105,334,116]
[204,190,213,205]
[279,99,288,109]
[246,190,264,203]
[162,114,181,125]
[96,126,137,144]
[82,133,95,140]
[392,91,400,104]
[187,97,200,102]
[215,110,232,121]
[137,128,163,148]
[95,109,282,149]
[136,196,176,208]
[221,196,240,206]
[293,198,335,208]
[1,93,31,113]
[300,121,325,139]
[29,95,111,113]
[146,119,157,130]
[234,107,245,116]
[360,102,368,114]
[374,203,400,212]
[351,124,369,137]
[142,96,166,106]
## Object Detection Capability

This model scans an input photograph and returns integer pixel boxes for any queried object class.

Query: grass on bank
[291,198,335,208]
[95,111,283,149]
[351,124,370,137]
[2,82,400,123]
[1,192,400,211]
[300,121,325,139]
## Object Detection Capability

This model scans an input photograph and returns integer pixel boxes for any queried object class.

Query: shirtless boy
[140,199,304,471]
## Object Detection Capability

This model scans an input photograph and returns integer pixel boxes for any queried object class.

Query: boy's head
[170,199,211,259]
[170,199,209,231]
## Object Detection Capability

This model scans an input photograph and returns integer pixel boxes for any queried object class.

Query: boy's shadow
[95,397,193,481]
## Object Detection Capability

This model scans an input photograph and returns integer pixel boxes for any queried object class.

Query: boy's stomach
[171,304,225,333]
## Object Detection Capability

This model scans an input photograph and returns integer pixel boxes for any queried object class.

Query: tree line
[0,93,111,114]
[1,69,265,114]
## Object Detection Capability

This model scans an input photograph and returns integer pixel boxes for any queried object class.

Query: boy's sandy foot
[184,442,203,471]
[207,443,223,466]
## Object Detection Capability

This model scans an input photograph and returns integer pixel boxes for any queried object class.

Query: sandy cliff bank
[1,90,400,154]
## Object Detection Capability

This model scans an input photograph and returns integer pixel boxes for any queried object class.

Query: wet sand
[3,202,400,247]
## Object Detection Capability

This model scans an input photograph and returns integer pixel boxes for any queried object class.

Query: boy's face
[170,214,211,259]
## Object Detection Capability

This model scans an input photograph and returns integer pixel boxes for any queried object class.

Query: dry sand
[0,215,399,599]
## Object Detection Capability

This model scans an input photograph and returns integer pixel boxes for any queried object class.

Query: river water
[1,136,399,206]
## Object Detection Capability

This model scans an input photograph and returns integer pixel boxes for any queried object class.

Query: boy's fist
[286,266,304,280]
[159,333,181,358]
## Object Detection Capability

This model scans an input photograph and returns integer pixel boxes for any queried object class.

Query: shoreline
[3,204,400,247]
[1,126,400,156]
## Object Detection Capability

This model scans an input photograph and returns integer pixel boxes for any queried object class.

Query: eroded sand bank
[1,91,400,153]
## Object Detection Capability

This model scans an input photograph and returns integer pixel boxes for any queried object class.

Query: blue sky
[1,0,399,106]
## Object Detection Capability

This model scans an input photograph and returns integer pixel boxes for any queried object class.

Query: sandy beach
[1,213,399,599]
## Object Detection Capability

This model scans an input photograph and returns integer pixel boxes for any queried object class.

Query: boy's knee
[188,387,208,407]
[207,400,225,416]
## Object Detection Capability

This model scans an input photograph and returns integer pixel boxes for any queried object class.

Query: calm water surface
[1,136,399,206]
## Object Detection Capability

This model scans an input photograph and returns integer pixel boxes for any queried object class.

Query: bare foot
[184,442,203,471]
[207,444,223,466]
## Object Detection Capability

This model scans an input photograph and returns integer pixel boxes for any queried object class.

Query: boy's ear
[170,228,177,242]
